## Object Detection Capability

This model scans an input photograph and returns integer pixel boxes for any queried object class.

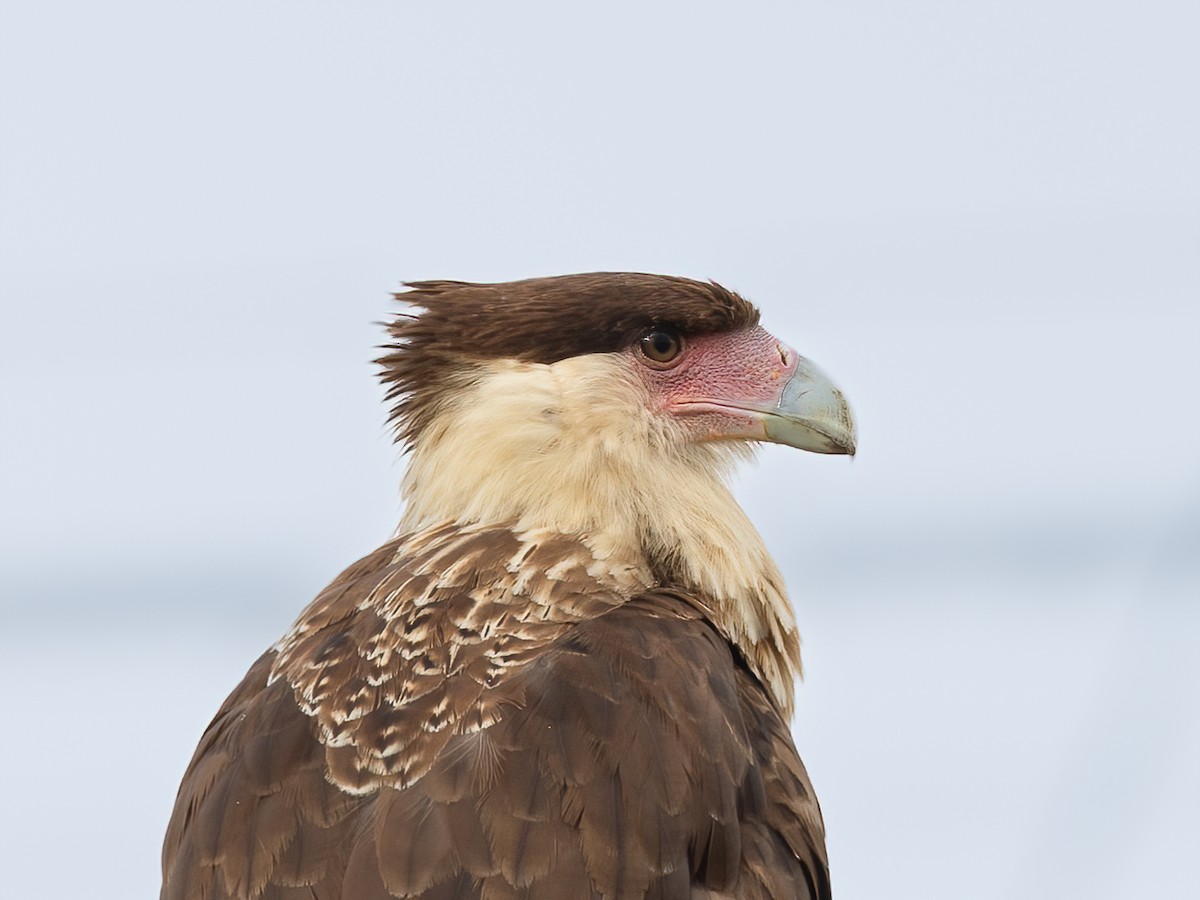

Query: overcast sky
[1,3,1197,899]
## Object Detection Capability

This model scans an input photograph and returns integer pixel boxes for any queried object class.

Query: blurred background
[2,2,1197,897]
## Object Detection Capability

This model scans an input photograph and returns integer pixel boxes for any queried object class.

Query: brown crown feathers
[378,272,760,447]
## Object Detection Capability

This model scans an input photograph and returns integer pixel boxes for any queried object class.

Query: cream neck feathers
[396,354,802,713]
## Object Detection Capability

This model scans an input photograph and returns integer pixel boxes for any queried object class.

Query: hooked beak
[654,325,857,456]
[757,355,857,455]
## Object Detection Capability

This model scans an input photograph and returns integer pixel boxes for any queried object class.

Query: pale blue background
[2,2,1197,898]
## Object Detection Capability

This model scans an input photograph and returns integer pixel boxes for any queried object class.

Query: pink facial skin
[629,325,799,442]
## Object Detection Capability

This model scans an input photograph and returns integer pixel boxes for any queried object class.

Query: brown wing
[162,535,829,899]
[161,650,369,900]
[453,589,831,900]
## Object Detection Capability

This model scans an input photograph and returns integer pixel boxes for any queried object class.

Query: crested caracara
[161,272,857,900]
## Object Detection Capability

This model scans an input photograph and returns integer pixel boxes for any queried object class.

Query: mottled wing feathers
[268,524,631,794]
[162,528,829,899]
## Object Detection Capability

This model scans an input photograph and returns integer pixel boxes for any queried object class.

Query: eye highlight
[638,329,684,367]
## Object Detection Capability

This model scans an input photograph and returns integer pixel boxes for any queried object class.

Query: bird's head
[380,272,854,544]
[382,272,853,467]
[379,272,855,708]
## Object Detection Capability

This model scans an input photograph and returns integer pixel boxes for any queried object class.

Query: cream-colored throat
[396,354,802,712]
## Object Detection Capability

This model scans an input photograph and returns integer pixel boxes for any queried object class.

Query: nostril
[777,344,789,366]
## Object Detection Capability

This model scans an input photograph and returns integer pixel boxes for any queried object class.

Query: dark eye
[638,329,683,366]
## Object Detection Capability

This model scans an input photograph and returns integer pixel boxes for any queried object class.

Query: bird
[161,272,857,900]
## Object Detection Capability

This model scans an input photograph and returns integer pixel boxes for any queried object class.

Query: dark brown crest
[377,272,760,447]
